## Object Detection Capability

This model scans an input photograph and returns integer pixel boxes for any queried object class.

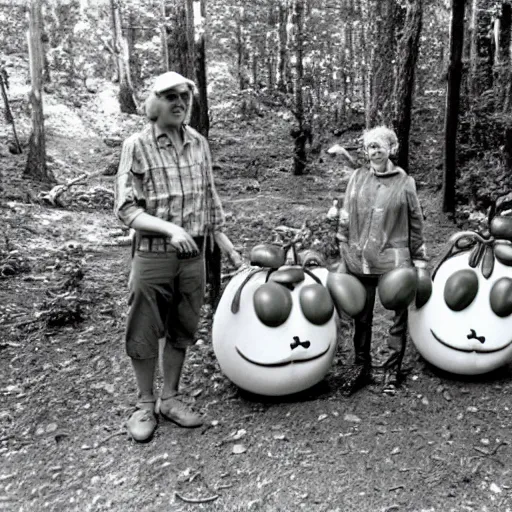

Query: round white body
[409,251,512,375]
[212,267,338,395]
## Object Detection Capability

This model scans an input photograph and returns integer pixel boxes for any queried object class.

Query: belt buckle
[177,249,199,260]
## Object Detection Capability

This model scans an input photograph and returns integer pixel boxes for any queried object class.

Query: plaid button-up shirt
[115,123,225,237]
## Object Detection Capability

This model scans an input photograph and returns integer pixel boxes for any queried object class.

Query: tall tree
[236,6,250,90]
[110,0,137,113]
[394,0,423,172]
[0,67,22,154]
[194,0,209,135]
[162,0,209,135]
[291,0,307,176]
[469,0,493,98]
[24,0,53,182]
[495,0,511,112]
[443,0,466,214]
[368,0,402,127]
[276,0,290,92]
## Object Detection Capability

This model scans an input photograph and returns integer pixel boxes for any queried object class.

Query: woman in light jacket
[337,126,427,393]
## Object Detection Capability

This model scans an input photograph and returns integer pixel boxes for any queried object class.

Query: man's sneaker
[156,394,203,428]
[126,402,157,442]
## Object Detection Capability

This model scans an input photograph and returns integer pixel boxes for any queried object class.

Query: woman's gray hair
[144,86,195,124]
[363,126,399,156]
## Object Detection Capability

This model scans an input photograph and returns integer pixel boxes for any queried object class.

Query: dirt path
[1,82,512,512]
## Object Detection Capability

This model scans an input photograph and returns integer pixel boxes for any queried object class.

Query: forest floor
[1,57,512,512]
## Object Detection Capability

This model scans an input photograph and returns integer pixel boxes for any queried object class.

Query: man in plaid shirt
[115,71,242,442]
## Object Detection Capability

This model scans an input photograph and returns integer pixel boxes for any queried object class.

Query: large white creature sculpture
[212,244,367,396]
[409,214,512,375]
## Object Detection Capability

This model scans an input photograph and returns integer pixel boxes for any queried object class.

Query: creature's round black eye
[490,277,512,317]
[444,269,479,311]
[299,284,334,325]
[494,243,512,266]
[253,282,292,327]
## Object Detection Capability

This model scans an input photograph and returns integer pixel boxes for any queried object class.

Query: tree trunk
[160,0,170,72]
[469,0,493,97]
[359,0,371,128]
[111,0,137,114]
[346,0,355,117]
[42,32,51,84]
[460,0,473,105]
[394,0,423,172]
[126,9,140,88]
[368,0,400,126]
[292,0,306,176]
[0,69,22,154]
[162,0,209,136]
[495,1,511,112]
[505,126,512,173]
[236,6,250,90]
[277,0,290,92]
[194,0,209,136]
[24,0,52,182]
[443,0,466,214]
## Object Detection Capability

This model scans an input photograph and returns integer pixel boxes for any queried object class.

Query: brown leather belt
[136,235,205,254]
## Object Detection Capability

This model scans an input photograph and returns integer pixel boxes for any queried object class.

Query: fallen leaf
[232,429,246,440]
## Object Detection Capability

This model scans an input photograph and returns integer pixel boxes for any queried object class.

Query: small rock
[467,406,478,413]
[391,447,401,455]
[318,414,328,422]
[46,423,58,433]
[421,396,429,406]
[232,444,247,455]
[481,438,490,446]
[442,391,452,401]
[343,413,361,423]
[490,483,502,493]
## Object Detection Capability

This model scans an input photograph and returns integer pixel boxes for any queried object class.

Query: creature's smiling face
[212,266,338,396]
[409,251,512,375]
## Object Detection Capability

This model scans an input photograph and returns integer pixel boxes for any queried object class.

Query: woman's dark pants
[353,275,408,374]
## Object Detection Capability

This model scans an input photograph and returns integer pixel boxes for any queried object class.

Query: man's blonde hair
[363,126,399,155]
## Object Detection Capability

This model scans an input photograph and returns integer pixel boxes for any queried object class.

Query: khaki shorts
[125,251,205,360]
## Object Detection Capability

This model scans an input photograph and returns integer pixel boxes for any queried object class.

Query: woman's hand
[228,249,244,269]
[167,225,199,253]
